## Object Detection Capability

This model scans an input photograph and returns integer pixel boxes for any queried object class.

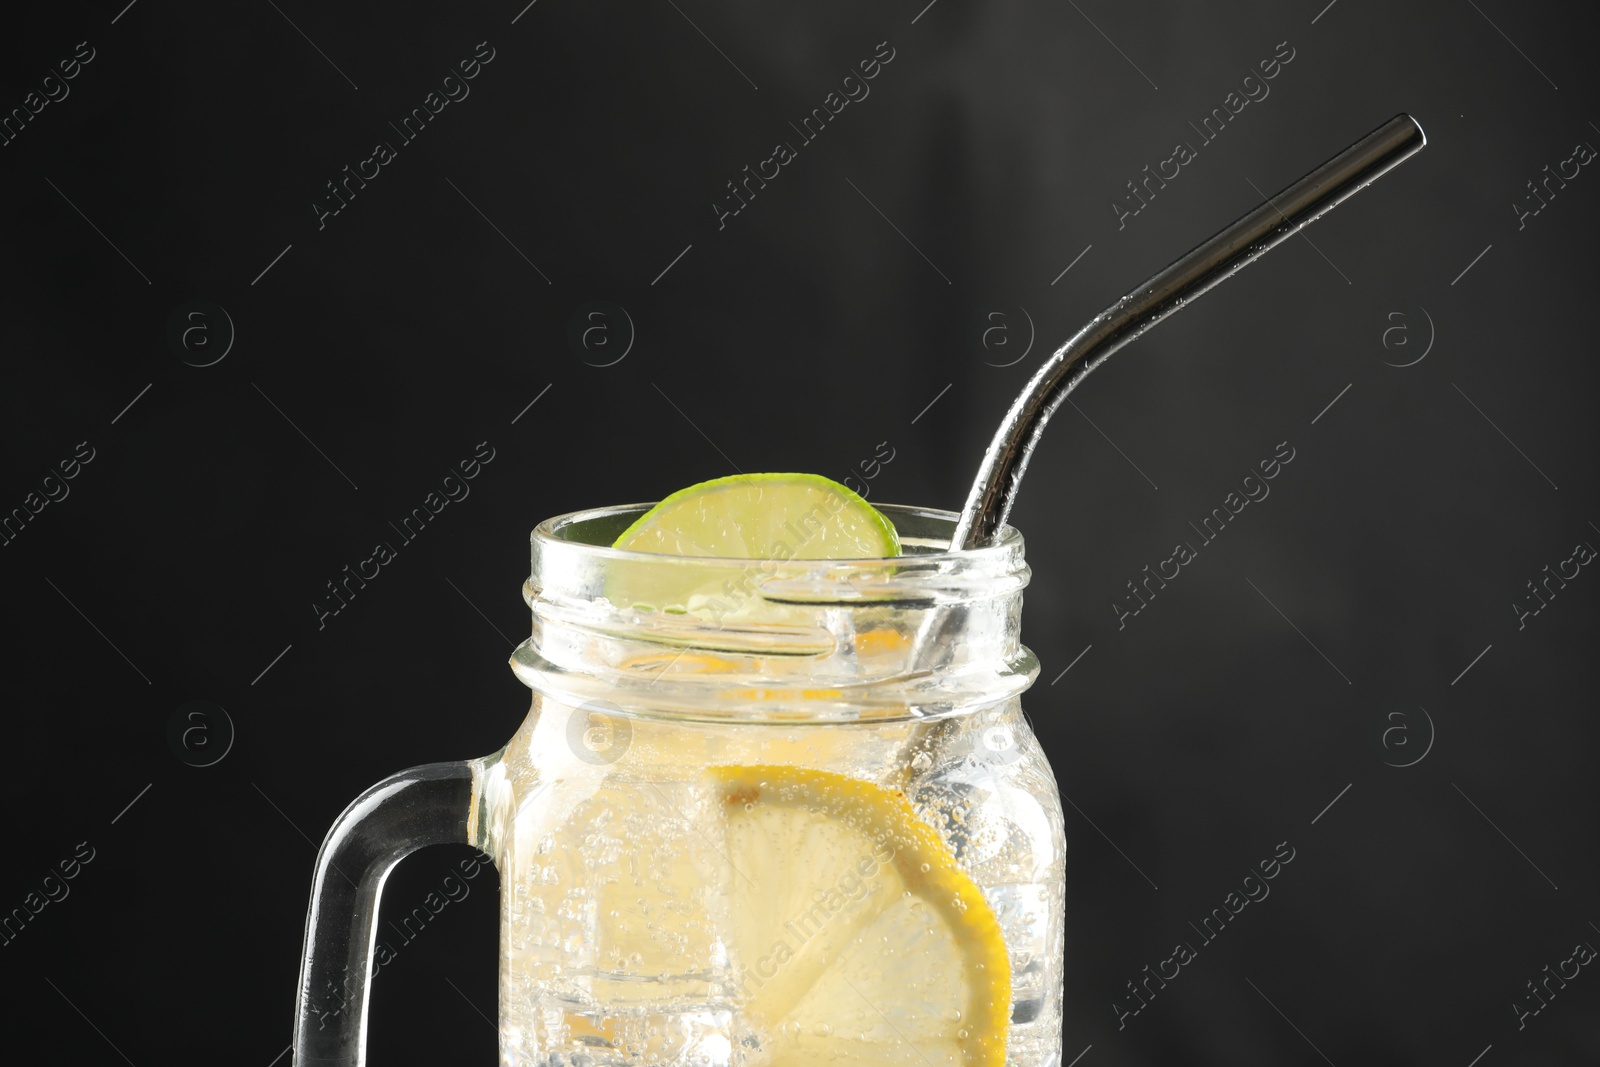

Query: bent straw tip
[1389,112,1427,148]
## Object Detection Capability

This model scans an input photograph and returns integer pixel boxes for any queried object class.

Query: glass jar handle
[292,760,490,1067]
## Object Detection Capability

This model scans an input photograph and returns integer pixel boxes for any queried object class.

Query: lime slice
[613,473,900,559]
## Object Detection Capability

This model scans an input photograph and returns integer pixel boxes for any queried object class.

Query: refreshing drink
[298,116,1429,1067]
[475,478,1066,1066]
[488,710,1063,1067]
[292,477,1065,1067]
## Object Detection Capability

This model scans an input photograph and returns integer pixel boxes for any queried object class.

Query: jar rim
[531,501,1024,571]
[517,502,1033,720]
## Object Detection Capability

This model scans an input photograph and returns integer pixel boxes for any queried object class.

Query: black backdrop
[3,1,1597,1064]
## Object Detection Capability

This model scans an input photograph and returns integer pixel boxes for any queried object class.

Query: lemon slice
[613,473,900,559]
[712,765,1010,1067]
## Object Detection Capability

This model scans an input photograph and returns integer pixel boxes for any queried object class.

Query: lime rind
[611,472,901,560]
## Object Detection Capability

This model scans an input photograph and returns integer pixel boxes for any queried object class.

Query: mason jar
[294,503,1066,1067]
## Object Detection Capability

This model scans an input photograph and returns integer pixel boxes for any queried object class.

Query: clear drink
[292,502,1066,1067]
[474,503,1066,1066]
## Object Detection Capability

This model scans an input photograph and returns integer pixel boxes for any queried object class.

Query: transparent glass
[294,503,1066,1067]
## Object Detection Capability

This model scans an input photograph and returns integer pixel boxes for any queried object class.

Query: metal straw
[952,113,1427,550]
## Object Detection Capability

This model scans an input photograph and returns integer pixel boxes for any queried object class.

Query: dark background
[2,1,1596,1064]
